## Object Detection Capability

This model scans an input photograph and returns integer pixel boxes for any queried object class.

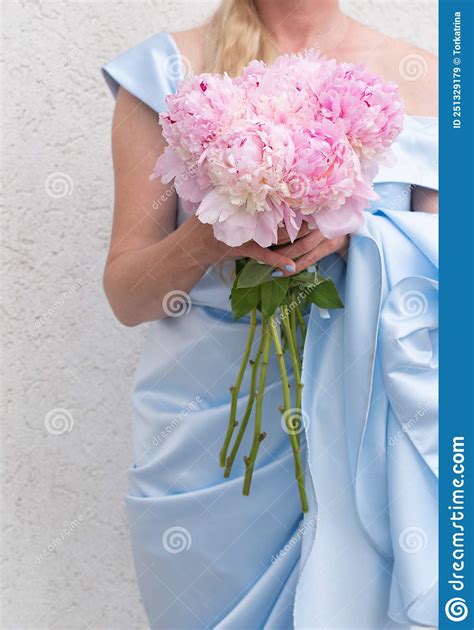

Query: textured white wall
[2,1,436,628]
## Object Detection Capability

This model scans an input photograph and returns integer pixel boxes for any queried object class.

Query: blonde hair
[203,0,279,76]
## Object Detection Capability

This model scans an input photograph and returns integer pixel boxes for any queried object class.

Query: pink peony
[152,49,404,247]
[160,73,243,160]
[196,123,295,246]
[316,63,405,161]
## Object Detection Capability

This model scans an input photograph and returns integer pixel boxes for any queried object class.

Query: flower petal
[314,199,366,239]
[151,147,183,183]
[213,210,258,247]
[196,189,231,224]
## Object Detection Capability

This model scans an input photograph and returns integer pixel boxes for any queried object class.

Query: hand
[196,218,299,274]
[195,218,347,276]
[274,228,349,275]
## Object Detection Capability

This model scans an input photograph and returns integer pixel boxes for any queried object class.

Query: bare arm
[103,88,296,326]
[412,186,438,214]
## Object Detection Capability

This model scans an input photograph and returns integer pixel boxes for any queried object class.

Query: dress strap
[101,32,182,113]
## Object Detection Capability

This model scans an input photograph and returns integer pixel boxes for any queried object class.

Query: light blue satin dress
[102,32,438,629]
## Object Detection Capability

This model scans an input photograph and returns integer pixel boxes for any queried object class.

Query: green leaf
[306,279,344,309]
[235,258,247,275]
[288,271,314,287]
[260,278,289,318]
[230,284,261,320]
[237,259,274,288]
[288,269,326,288]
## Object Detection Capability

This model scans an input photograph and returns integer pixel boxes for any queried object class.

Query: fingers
[241,242,296,274]
[290,236,348,273]
[236,234,349,277]
[276,229,325,258]
[276,223,311,246]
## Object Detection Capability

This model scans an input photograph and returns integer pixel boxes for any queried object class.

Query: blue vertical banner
[439,0,474,628]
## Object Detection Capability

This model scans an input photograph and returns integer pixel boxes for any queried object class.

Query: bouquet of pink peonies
[152,50,404,511]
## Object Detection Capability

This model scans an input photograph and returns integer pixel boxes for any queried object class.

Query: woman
[102,0,438,627]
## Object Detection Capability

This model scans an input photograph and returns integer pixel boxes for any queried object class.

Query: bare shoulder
[346,21,438,117]
[380,37,438,117]
[170,26,207,74]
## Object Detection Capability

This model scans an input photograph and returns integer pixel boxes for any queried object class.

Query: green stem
[282,314,301,394]
[289,309,302,369]
[292,311,304,411]
[243,318,271,496]
[269,316,308,513]
[295,303,307,345]
[219,309,257,467]
[282,312,304,447]
[224,322,265,478]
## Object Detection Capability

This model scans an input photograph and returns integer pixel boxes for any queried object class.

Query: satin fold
[296,210,438,629]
